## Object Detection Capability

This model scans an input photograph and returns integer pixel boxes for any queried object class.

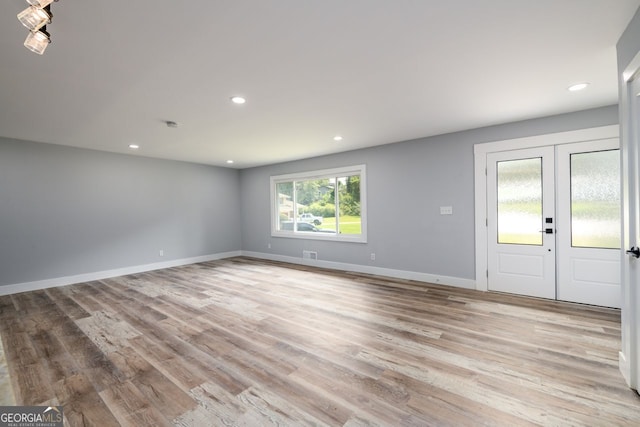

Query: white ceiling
[1,1,639,168]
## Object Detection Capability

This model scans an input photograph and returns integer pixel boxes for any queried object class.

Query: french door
[556,139,621,307]
[487,147,556,299]
[487,140,621,307]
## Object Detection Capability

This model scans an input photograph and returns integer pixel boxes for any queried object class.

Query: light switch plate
[440,206,453,215]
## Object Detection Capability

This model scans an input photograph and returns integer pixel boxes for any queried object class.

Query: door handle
[626,246,640,258]
[539,228,554,234]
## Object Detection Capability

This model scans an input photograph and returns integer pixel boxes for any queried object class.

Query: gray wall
[0,138,241,287]
[240,105,619,281]
[0,105,620,289]
[617,6,640,74]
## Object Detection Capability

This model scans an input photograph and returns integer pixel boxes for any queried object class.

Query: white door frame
[474,125,620,292]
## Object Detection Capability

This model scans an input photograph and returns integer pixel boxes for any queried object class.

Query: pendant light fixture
[17,0,58,55]
[17,5,51,31]
[26,0,55,6]
[24,27,50,55]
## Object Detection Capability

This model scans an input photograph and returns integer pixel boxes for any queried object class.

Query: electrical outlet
[370,253,376,261]
[159,249,164,257]
[268,243,271,249]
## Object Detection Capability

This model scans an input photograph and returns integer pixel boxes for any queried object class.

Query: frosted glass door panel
[497,158,543,245]
[570,150,621,249]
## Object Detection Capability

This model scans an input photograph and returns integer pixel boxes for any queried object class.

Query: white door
[621,73,640,390]
[556,139,621,308]
[487,147,556,299]
[487,143,621,306]
[631,74,640,392]
[631,75,640,391]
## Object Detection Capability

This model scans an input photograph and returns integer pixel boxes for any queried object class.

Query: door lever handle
[626,246,640,258]
[539,228,554,234]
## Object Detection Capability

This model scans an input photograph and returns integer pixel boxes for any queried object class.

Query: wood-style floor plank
[1,256,639,426]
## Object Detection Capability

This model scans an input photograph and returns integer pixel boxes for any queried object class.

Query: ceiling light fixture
[27,0,55,7]
[568,83,589,92]
[24,28,50,55]
[334,136,343,141]
[17,5,50,31]
[226,160,234,164]
[231,96,246,104]
[17,0,58,54]
[128,144,140,150]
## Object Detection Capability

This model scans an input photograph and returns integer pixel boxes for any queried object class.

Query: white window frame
[270,164,367,243]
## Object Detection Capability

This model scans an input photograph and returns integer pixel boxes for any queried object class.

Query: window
[271,165,366,242]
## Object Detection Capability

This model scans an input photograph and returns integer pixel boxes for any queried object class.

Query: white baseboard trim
[241,251,476,290]
[619,351,630,385]
[0,251,242,296]
[619,351,634,389]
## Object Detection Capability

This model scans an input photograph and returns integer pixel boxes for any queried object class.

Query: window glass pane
[295,178,334,231]
[571,150,620,249]
[336,175,361,235]
[497,158,543,245]
[276,182,294,231]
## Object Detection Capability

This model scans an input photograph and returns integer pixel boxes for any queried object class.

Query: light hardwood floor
[0,257,639,426]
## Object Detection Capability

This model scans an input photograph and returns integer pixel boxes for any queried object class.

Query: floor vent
[303,250,318,260]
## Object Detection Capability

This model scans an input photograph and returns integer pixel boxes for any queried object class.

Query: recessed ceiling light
[334,135,343,141]
[568,83,589,92]
[226,160,234,164]
[128,144,140,150]
[231,96,246,104]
